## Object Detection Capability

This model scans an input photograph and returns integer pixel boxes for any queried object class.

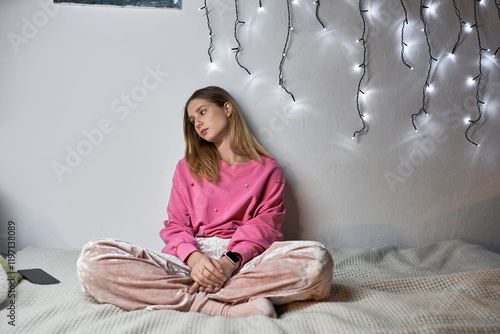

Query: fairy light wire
[400,0,412,69]
[200,0,214,63]
[353,0,368,139]
[494,1,500,56]
[451,0,465,55]
[314,0,326,29]
[278,0,296,101]
[465,0,485,146]
[233,0,251,75]
[411,1,438,132]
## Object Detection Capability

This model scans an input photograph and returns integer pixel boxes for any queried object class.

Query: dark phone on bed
[18,268,60,285]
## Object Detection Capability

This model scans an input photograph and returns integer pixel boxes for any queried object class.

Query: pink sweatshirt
[160,156,285,267]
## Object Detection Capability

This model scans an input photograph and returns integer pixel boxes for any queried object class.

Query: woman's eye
[201,110,206,115]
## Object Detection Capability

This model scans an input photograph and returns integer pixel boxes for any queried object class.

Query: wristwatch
[223,251,240,266]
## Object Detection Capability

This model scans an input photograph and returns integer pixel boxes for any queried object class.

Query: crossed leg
[77,239,333,317]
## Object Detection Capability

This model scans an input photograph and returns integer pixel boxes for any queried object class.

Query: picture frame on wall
[53,0,181,9]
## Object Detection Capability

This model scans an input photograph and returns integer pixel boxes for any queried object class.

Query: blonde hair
[183,86,274,183]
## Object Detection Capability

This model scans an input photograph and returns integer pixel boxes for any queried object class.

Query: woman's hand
[206,253,241,294]
[186,251,227,294]
[218,255,238,279]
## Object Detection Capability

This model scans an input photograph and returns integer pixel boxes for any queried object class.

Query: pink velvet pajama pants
[77,237,333,313]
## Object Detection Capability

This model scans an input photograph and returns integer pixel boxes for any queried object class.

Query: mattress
[1,239,499,333]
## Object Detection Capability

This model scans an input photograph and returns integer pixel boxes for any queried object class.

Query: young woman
[77,86,333,318]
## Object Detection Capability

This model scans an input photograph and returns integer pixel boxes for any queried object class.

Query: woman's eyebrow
[188,105,206,121]
[195,105,207,113]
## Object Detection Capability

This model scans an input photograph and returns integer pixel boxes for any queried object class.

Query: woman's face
[187,98,232,145]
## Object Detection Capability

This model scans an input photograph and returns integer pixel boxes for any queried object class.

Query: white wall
[1,0,499,254]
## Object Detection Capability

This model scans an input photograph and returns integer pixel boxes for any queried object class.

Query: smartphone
[18,268,60,285]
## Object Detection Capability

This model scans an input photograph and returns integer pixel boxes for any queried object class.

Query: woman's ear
[224,102,233,117]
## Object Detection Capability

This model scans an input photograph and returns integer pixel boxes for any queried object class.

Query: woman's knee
[284,242,333,300]
[77,238,119,283]
[314,244,334,272]
[78,238,111,265]
[303,243,334,297]
[291,241,333,266]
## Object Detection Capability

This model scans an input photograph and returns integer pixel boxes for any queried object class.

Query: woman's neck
[216,141,251,166]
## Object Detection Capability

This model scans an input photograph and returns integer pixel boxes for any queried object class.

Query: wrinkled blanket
[1,239,499,333]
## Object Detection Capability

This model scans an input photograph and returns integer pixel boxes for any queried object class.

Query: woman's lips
[201,128,208,136]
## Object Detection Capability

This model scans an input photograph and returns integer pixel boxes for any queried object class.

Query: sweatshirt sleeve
[159,163,199,263]
[227,164,285,267]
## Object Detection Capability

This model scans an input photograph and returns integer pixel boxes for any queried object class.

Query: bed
[1,239,499,333]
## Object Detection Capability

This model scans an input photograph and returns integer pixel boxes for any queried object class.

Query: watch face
[226,251,239,263]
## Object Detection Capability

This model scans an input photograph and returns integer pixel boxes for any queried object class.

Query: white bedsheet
[1,239,499,333]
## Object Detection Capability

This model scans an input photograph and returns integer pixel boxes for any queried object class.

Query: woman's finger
[188,282,200,294]
[198,264,226,286]
[210,258,224,273]
[197,272,221,288]
[205,259,227,282]
[191,267,219,289]
[189,253,228,289]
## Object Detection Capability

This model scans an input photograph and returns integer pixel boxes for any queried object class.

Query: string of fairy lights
[411,1,438,133]
[198,0,498,146]
[399,0,412,70]
[313,1,326,29]
[352,0,368,139]
[279,0,295,101]
[465,0,485,146]
[494,1,500,56]
[199,1,213,63]
[451,0,465,55]
[233,0,251,75]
